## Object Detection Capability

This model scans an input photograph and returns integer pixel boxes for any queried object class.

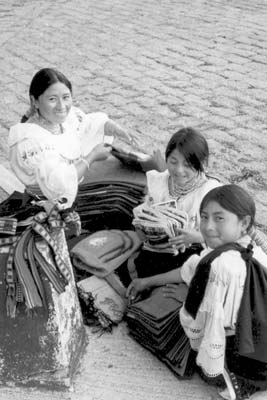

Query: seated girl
[129,127,221,279]
[9,67,137,208]
[127,184,267,400]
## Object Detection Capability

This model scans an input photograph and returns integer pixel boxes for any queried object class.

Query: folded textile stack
[77,275,127,332]
[72,229,141,330]
[132,202,188,255]
[126,285,196,378]
[71,229,142,288]
[76,156,147,230]
[27,157,146,231]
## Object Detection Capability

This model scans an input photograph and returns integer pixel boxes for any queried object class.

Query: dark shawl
[184,242,267,363]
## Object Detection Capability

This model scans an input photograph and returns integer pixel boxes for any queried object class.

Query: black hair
[29,68,72,100]
[200,184,255,230]
[165,128,209,172]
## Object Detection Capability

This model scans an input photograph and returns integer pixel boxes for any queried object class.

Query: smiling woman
[33,82,72,125]
[126,128,222,282]
[9,68,137,208]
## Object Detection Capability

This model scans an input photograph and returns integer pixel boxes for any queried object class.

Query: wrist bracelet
[81,158,90,171]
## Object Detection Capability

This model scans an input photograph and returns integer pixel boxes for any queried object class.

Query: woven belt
[0,217,17,235]
[31,220,71,283]
[27,235,47,308]
[0,236,19,317]
[1,205,72,317]
[13,228,43,310]
[33,243,67,294]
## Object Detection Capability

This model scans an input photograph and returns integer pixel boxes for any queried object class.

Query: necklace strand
[168,173,206,199]
[28,112,64,135]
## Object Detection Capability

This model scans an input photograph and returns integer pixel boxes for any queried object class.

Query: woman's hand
[126,278,150,301]
[149,150,167,172]
[161,283,188,303]
[168,228,203,249]
[104,120,139,149]
[89,143,112,163]
[76,144,112,181]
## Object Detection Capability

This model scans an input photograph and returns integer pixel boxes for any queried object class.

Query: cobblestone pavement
[1,0,267,227]
[0,0,267,399]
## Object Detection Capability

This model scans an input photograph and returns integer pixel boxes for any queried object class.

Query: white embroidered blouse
[179,235,267,377]
[146,169,221,230]
[8,107,109,207]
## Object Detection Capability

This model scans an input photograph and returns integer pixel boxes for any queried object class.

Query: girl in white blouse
[9,68,136,208]
[129,128,221,279]
[127,184,267,400]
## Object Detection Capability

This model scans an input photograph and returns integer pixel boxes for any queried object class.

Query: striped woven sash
[0,217,17,235]
[33,243,67,295]
[31,219,71,283]
[0,236,19,317]
[27,235,47,307]
[2,205,72,317]
[13,228,43,310]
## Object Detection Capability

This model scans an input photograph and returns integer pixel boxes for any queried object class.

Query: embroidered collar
[168,172,207,199]
[27,112,64,135]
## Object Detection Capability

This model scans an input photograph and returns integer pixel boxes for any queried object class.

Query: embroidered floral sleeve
[9,124,78,207]
[9,127,58,185]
